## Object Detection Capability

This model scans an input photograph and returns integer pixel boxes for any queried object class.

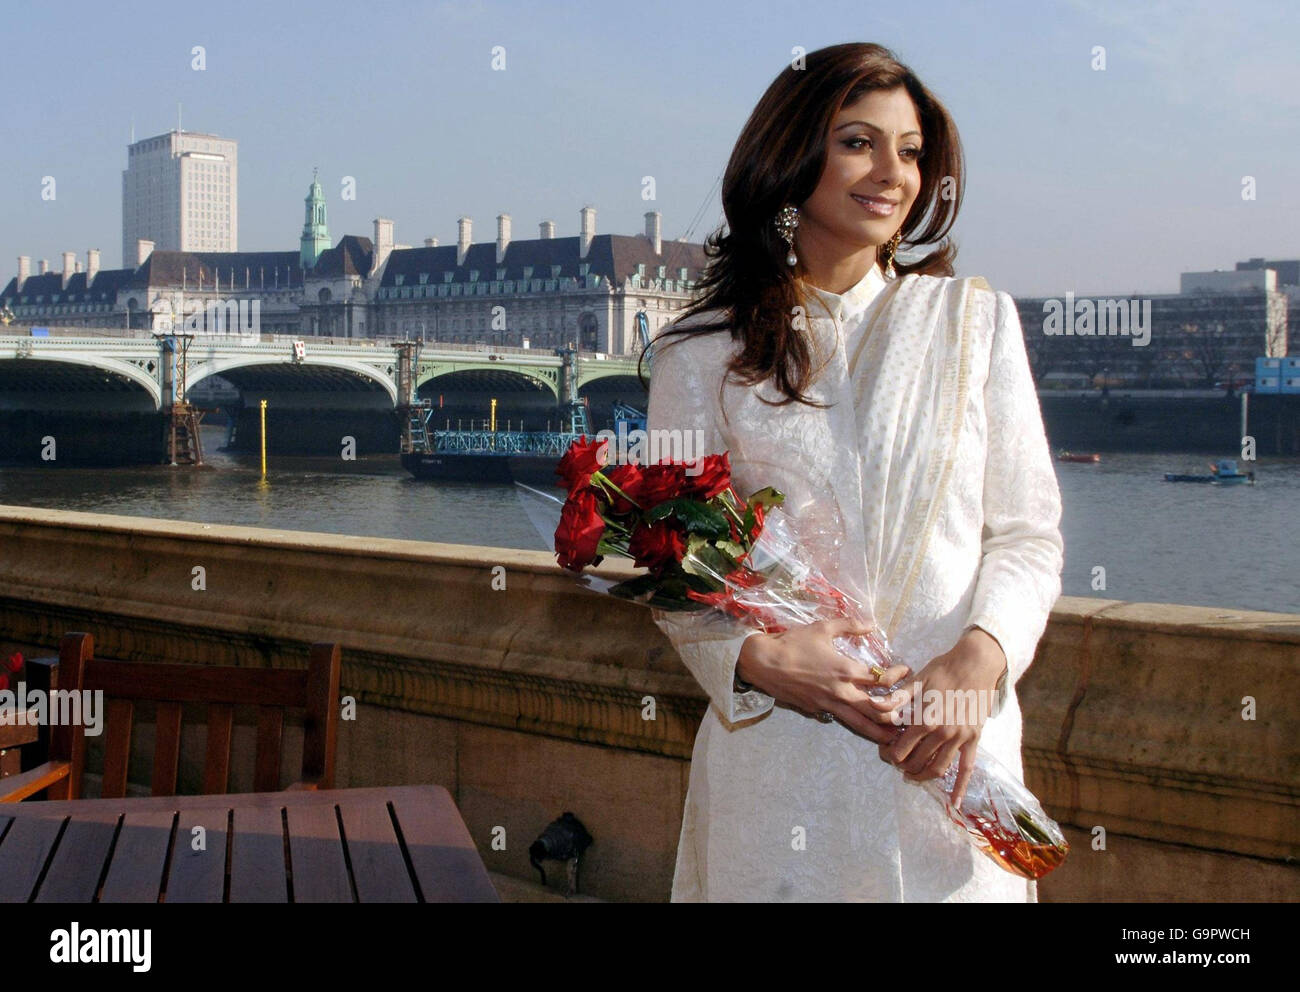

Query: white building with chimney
[6,180,710,353]
[370,206,706,354]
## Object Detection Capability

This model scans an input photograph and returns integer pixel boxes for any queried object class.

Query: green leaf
[715,539,747,559]
[666,499,730,539]
[745,486,786,509]
[646,501,676,522]
[608,570,718,609]
[682,542,740,582]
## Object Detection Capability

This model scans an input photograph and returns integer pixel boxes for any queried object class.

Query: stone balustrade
[0,504,1295,901]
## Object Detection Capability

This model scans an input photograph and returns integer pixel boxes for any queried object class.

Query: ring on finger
[815,710,835,724]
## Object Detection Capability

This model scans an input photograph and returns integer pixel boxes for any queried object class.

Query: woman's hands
[736,617,912,745]
[876,627,1007,808]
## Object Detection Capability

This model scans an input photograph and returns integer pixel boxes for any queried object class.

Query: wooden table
[0,784,498,903]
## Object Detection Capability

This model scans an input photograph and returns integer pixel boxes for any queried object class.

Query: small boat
[402,402,646,486]
[1057,450,1101,463]
[1163,458,1256,485]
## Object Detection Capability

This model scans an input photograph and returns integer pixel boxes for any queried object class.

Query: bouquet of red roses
[543,436,1069,881]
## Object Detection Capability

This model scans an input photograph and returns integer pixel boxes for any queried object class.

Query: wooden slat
[151,702,183,797]
[28,645,85,800]
[84,660,308,706]
[286,803,352,902]
[0,761,70,803]
[0,713,38,750]
[253,706,283,793]
[229,805,288,903]
[34,810,119,903]
[390,787,499,903]
[338,798,416,903]
[99,810,175,903]
[99,698,134,799]
[0,815,64,902]
[302,643,340,789]
[3,784,442,817]
[164,807,230,903]
[202,703,233,795]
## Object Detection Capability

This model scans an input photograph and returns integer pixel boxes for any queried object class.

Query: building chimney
[371,218,394,276]
[496,213,511,265]
[645,211,662,254]
[17,256,30,292]
[539,220,555,239]
[579,206,596,259]
[75,261,83,273]
[61,251,76,287]
[39,259,49,275]
[457,216,472,267]
[424,237,438,247]
[87,248,100,282]
[136,239,155,266]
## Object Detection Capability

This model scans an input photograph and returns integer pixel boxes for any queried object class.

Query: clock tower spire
[300,168,330,269]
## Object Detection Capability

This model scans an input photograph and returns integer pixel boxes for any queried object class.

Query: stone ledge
[1,504,1296,896]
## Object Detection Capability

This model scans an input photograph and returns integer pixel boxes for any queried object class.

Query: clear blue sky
[2,0,1295,296]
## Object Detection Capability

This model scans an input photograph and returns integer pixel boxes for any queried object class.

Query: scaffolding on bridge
[158,333,204,466]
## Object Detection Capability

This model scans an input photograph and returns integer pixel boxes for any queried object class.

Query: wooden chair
[0,632,340,803]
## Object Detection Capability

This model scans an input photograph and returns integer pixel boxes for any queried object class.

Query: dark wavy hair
[641,43,965,408]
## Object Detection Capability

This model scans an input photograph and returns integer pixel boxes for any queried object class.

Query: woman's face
[797,86,924,262]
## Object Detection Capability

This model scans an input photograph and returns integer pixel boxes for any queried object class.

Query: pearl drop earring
[775,205,799,266]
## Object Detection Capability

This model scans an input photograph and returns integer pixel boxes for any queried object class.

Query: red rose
[681,452,732,500]
[632,462,689,509]
[749,500,765,540]
[603,463,644,516]
[628,518,688,576]
[4,652,22,674]
[555,489,607,571]
[556,436,610,494]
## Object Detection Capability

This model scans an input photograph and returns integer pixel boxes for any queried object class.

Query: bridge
[0,327,646,411]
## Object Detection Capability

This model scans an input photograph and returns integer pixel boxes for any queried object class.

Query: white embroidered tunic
[647,263,1064,902]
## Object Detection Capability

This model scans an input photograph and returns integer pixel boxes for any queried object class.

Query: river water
[1,425,1296,615]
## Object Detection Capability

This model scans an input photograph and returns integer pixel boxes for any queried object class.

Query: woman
[646,43,1064,902]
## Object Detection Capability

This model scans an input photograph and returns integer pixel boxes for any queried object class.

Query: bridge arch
[0,353,162,408]
[417,365,559,401]
[188,356,399,405]
[577,364,648,390]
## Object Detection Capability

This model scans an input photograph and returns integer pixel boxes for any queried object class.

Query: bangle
[734,670,755,693]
